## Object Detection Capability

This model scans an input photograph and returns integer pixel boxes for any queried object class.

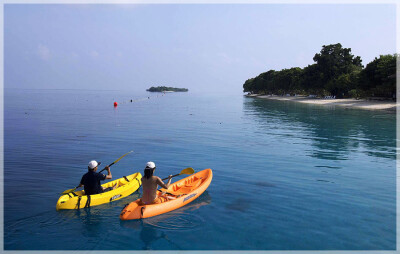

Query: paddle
[61,150,134,195]
[161,167,194,180]
[98,150,134,173]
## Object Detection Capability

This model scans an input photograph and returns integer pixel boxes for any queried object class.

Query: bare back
[141,176,169,204]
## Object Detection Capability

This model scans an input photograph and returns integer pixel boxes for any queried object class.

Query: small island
[146,86,189,92]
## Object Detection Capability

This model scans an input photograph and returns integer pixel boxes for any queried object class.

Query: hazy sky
[4,4,396,93]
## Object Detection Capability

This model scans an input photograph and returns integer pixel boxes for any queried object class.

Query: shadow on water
[140,224,178,250]
[225,198,249,212]
[243,98,396,160]
[58,207,105,235]
[253,181,276,187]
[124,220,183,250]
[120,191,212,250]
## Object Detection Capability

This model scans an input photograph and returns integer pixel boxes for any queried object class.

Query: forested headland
[147,86,189,92]
[243,43,397,99]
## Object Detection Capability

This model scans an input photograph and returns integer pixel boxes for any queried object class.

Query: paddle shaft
[98,162,115,174]
[162,173,181,181]
[161,167,194,180]
[98,150,134,173]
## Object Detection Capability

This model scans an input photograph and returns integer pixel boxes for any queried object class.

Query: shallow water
[4,89,396,250]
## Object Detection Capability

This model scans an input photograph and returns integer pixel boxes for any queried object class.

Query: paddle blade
[180,167,195,175]
[61,188,76,195]
[162,167,195,180]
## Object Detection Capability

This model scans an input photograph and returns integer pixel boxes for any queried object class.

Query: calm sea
[4,88,396,250]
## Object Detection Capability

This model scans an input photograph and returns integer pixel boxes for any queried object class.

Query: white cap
[88,160,101,169]
[146,161,156,169]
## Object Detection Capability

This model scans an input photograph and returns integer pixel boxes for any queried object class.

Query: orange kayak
[120,168,212,220]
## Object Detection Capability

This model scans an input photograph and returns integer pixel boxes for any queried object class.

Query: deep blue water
[4,89,396,250]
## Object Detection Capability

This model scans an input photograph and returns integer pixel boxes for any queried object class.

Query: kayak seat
[119,179,128,186]
[118,177,131,187]
[185,178,202,187]
[169,177,203,195]
[178,179,202,194]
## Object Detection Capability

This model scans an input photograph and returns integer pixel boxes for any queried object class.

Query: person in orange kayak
[139,161,172,205]
[77,160,116,195]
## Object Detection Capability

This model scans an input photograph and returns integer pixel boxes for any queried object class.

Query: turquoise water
[4,89,396,250]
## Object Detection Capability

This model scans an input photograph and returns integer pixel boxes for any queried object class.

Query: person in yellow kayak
[139,161,173,205]
[77,160,116,195]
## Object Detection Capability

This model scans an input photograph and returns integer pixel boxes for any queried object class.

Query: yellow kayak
[56,172,142,210]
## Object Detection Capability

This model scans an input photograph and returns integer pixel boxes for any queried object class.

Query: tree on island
[243,43,397,99]
[146,86,189,92]
[357,54,396,98]
[312,43,363,97]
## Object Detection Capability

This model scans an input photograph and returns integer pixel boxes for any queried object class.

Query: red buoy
[114,102,118,107]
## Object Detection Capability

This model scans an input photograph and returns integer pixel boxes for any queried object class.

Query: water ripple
[145,211,206,231]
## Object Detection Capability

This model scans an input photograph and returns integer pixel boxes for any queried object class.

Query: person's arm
[104,166,112,179]
[156,175,172,189]
[77,176,85,189]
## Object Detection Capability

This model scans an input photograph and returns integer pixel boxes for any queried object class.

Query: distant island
[146,86,189,92]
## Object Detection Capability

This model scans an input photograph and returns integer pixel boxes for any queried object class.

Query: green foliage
[300,64,323,93]
[147,86,189,92]
[348,89,363,99]
[358,54,396,97]
[326,70,360,98]
[274,68,303,93]
[243,78,255,92]
[313,43,363,84]
[243,44,396,99]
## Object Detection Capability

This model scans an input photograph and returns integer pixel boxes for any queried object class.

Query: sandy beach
[246,94,398,112]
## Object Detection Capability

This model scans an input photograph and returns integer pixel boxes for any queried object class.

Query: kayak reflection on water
[140,225,177,250]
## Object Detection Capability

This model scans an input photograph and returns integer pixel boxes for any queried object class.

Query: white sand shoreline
[246,94,398,112]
